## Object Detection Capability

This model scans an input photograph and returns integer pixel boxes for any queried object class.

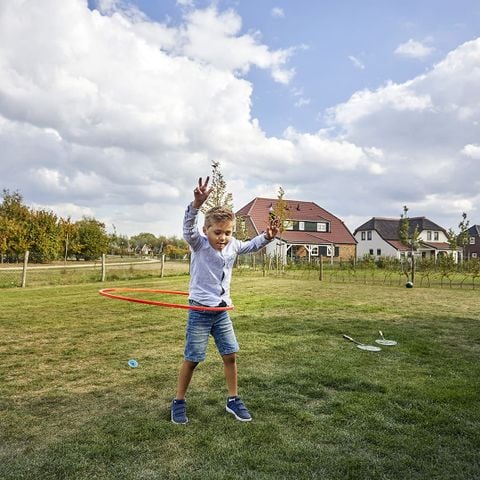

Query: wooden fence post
[101,254,106,282]
[319,255,324,281]
[161,254,165,278]
[21,250,29,288]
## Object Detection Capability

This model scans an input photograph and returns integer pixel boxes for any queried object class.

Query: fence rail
[1,252,479,289]
[0,254,190,288]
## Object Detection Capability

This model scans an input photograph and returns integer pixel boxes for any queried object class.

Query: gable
[354,216,448,241]
[236,197,356,244]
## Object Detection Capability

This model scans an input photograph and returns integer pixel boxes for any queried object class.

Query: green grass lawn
[1,275,479,479]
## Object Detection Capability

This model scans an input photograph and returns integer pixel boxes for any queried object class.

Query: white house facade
[354,217,458,262]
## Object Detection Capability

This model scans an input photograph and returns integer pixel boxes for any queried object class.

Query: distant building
[464,225,480,259]
[354,216,458,262]
[236,197,356,263]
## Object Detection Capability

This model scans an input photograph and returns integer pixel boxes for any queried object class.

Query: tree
[28,209,62,263]
[130,232,161,254]
[446,212,470,262]
[235,215,249,241]
[0,216,15,262]
[200,160,233,213]
[271,186,287,235]
[0,190,31,261]
[399,205,420,283]
[59,217,79,262]
[458,212,470,261]
[75,217,109,261]
[270,186,287,270]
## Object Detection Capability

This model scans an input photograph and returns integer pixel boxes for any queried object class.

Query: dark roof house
[354,216,456,260]
[464,224,480,259]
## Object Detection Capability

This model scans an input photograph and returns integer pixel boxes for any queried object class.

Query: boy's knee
[185,360,199,370]
[222,353,236,365]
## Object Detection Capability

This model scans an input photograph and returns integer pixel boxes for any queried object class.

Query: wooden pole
[319,255,324,281]
[161,254,165,278]
[101,253,106,282]
[21,250,29,288]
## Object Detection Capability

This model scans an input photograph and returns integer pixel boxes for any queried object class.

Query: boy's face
[203,220,234,251]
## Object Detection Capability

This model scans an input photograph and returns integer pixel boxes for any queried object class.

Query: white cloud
[291,87,310,107]
[0,1,478,237]
[324,38,480,228]
[348,55,365,70]
[271,7,285,18]
[394,38,435,59]
[177,0,195,7]
[172,7,294,83]
[462,144,480,159]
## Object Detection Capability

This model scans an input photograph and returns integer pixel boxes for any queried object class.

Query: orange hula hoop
[98,288,234,311]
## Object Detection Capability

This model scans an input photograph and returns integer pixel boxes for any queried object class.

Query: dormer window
[284,220,330,232]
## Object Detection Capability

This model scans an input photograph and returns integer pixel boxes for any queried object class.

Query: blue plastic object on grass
[128,359,138,368]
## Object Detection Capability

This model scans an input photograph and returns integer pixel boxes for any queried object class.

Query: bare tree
[200,160,233,213]
[399,205,420,284]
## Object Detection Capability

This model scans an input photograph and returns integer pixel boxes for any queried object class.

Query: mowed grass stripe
[1,275,479,479]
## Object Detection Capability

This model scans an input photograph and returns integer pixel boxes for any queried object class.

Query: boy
[171,176,279,424]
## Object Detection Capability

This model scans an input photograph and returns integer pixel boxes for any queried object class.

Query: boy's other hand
[266,217,280,240]
[192,176,213,209]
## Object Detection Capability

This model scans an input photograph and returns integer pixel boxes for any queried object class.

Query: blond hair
[204,206,235,228]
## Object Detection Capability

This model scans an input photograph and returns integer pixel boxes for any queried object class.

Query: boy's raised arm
[192,176,213,209]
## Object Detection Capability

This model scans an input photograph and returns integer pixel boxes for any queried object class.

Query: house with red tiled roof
[236,198,356,263]
[353,217,458,261]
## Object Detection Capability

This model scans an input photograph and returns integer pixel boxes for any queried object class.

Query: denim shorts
[184,300,239,362]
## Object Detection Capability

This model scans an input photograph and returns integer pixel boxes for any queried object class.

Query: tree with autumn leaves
[0,189,109,263]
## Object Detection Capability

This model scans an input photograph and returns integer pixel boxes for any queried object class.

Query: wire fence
[0,255,190,288]
[1,252,479,290]
[234,254,480,289]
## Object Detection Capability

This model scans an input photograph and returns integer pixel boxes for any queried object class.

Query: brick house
[464,225,480,259]
[236,198,356,263]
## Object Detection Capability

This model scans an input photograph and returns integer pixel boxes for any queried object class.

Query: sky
[1,0,479,238]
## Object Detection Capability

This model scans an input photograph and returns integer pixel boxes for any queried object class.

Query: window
[369,249,374,255]
[286,220,328,232]
[361,231,366,240]
[470,237,476,245]
[377,249,381,256]
[427,231,432,240]
[311,246,319,256]
[319,246,339,257]
[367,231,372,240]
[434,231,439,241]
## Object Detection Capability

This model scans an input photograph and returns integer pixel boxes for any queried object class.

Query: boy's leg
[172,360,198,424]
[222,353,237,397]
[176,360,198,400]
[223,353,252,422]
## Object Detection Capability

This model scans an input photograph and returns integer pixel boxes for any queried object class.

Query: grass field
[1,274,479,479]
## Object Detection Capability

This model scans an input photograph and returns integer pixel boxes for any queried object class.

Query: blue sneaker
[171,399,188,424]
[226,396,252,422]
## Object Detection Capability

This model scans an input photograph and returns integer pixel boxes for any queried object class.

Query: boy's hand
[265,216,280,241]
[192,176,213,209]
